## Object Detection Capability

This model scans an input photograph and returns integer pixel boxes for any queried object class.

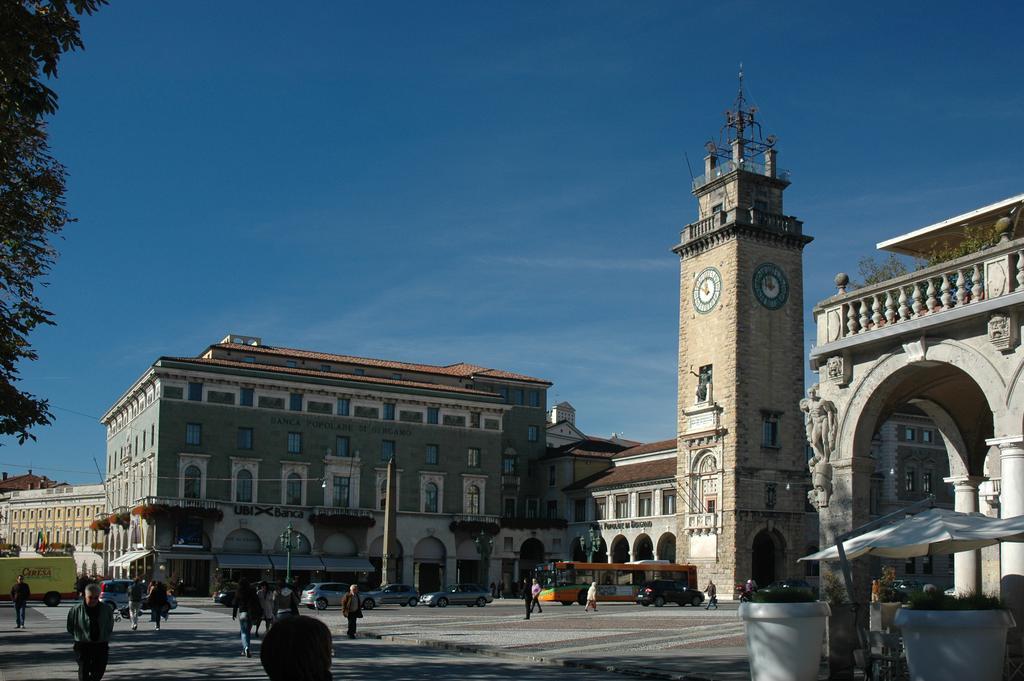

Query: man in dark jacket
[67,583,114,681]
[11,575,30,628]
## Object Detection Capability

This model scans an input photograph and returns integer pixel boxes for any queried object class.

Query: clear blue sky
[3,1,1022,483]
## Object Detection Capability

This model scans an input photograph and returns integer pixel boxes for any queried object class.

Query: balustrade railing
[685,512,720,534]
[815,239,1024,347]
[681,207,802,244]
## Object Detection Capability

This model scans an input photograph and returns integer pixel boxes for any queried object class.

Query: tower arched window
[697,454,718,513]
[236,469,253,503]
[183,465,202,499]
[424,483,438,513]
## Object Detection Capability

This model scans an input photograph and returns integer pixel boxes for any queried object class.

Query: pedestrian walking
[341,584,362,639]
[273,580,299,621]
[489,582,496,598]
[147,581,168,630]
[66,583,113,681]
[10,575,30,629]
[260,615,333,681]
[254,581,275,638]
[232,577,260,658]
[76,574,91,599]
[704,580,718,609]
[128,577,145,630]
[522,579,533,620]
[584,581,598,612]
[530,579,543,614]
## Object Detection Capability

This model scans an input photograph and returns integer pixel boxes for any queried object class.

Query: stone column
[992,436,1024,625]
[943,475,984,595]
[819,457,876,604]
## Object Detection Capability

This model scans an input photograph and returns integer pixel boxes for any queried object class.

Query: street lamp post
[279,522,296,584]
[579,524,602,563]
[473,530,494,587]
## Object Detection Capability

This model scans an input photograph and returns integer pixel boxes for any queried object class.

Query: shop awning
[215,553,273,569]
[159,550,214,561]
[320,557,374,572]
[269,555,325,571]
[109,550,152,568]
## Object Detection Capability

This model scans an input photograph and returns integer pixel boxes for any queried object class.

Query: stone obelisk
[381,453,398,584]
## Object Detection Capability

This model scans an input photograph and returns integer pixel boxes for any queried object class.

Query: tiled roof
[564,458,677,491]
[612,438,677,459]
[208,343,551,385]
[0,472,61,492]
[542,439,629,460]
[160,357,503,398]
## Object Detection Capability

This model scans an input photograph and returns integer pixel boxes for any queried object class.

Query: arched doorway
[752,530,783,587]
[593,537,608,563]
[413,536,447,593]
[368,536,404,587]
[610,535,629,563]
[519,538,544,582]
[657,533,676,563]
[633,534,654,561]
[571,537,586,562]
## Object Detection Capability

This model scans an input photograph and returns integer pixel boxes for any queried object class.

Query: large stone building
[101,334,557,595]
[671,86,810,587]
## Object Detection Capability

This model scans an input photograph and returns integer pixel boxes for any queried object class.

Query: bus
[534,560,698,605]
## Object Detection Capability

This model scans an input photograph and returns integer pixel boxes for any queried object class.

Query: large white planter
[894,608,1016,681]
[738,601,831,681]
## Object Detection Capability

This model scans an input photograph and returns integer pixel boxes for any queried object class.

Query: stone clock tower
[672,79,812,589]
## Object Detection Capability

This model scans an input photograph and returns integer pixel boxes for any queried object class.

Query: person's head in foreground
[260,615,333,681]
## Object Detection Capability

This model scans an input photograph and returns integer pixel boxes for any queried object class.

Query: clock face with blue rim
[692,267,722,314]
[752,262,789,309]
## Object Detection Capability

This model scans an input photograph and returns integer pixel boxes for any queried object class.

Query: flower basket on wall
[90,541,105,551]
[132,503,223,522]
[90,518,111,533]
[107,512,130,529]
[309,513,376,528]
[449,521,500,535]
[499,517,568,530]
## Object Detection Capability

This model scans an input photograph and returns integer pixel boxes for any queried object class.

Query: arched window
[697,454,718,513]
[183,465,202,499]
[236,469,253,503]
[286,473,302,506]
[466,485,480,515]
[424,483,438,513]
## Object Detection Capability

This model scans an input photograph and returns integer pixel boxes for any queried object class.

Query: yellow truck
[0,556,77,606]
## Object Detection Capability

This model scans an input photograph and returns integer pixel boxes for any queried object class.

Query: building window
[662,492,676,515]
[574,499,587,522]
[762,413,780,448]
[615,495,629,519]
[466,485,481,514]
[765,483,777,509]
[425,444,439,465]
[381,440,396,462]
[334,436,350,458]
[289,393,303,411]
[923,471,932,494]
[546,500,558,518]
[905,557,916,574]
[526,498,539,518]
[187,382,203,401]
[185,423,202,446]
[287,432,302,454]
[905,469,916,493]
[333,476,350,507]
[638,494,652,517]
[237,427,253,450]
[337,398,350,416]
[378,479,387,510]
[424,483,438,513]
[511,389,523,405]
[905,427,916,441]
[285,473,302,505]
[467,448,480,468]
[706,498,716,513]
[470,412,480,428]
[923,555,933,574]
[548,465,556,487]
[595,498,606,520]
[427,407,439,425]
[529,391,540,408]
[236,469,253,503]
[922,430,933,444]
[183,465,202,499]
[528,425,539,442]
[383,403,396,421]
[504,498,516,517]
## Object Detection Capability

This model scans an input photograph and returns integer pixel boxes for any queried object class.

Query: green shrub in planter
[906,591,1004,611]
[752,588,816,604]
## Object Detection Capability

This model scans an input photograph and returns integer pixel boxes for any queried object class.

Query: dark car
[212,588,235,607]
[636,580,704,607]
[891,579,926,603]
[758,579,813,596]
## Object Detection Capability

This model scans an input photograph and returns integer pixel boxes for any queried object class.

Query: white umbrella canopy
[800,507,1024,562]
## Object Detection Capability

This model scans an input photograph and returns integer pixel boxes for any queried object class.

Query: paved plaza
[0,598,757,681]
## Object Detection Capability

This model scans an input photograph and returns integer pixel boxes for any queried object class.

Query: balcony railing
[813,237,1024,356]
[500,474,521,487]
[680,207,803,245]
[451,513,501,524]
[684,512,720,535]
[691,159,791,191]
[140,496,220,511]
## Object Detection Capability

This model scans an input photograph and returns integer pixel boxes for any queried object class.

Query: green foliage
[907,591,1004,611]
[0,1,106,444]
[877,566,901,603]
[820,571,847,607]
[856,253,912,287]
[925,223,1003,267]
[752,587,816,603]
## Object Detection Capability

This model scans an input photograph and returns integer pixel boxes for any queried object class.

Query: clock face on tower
[752,262,789,309]
[692,267,722,314]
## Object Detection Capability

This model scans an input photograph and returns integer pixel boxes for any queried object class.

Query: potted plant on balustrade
[739,586,830,681]
[894,590,1014,681]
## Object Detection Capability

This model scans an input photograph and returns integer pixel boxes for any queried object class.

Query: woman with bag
[146,581,167,630]
[341,584,362,639]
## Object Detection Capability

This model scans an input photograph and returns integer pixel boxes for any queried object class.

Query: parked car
[419,584,493,608]
[98,579,134,610]
[636,580,704,607]
[891,580,926,602]
[212,587,235,607]
[300,582,351,610]
[757,579,813,596]
[359,584,418,609]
